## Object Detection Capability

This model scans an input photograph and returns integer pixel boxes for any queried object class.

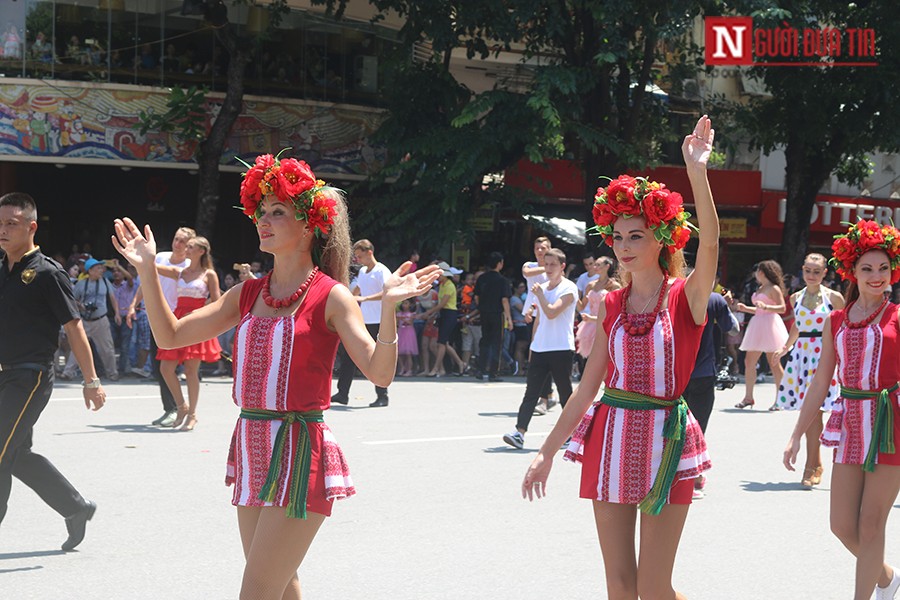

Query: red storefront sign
[760,190,900,233]
[504,159,585,205]
[505,159,763,208]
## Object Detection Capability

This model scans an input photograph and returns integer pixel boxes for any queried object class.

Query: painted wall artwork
[0,80,387,176]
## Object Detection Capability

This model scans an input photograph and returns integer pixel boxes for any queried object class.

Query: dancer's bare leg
[237,506,325,600]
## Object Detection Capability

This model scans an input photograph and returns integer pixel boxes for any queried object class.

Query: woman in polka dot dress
[776,254,844,487]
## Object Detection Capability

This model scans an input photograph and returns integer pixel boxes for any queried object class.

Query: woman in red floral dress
[520,116,719,600]
[113,153,439,600]
[784,220,900,600]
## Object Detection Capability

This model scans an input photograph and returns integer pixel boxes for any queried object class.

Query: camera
[83,301,98,316]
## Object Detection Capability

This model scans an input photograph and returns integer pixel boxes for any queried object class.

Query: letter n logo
[705,17,753,65]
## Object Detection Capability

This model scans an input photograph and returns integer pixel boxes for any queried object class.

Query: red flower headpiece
[237,151,338,238]
[830,220,900,284]
[591,174,695,253]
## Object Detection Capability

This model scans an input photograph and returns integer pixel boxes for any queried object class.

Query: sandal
[180,414,197,431]
[801,468,816,488]
[734,398,755,409]
[170,404,189,428]
[767,404,782,412]
[809,466,823,486]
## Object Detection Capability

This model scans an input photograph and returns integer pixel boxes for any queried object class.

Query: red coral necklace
[262,267,319,310]
[620,274,668,336]
[845,296,888,329]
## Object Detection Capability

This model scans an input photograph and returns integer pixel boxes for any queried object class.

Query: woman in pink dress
[155,236,221,431]
[734,260,789,409]
[575,256,619,357]
[396,299,418,375]
[113,153,439,600]
[521,116,719,600]
[785,220,900,600]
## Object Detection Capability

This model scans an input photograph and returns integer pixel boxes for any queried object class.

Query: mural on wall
[0,82,386,175]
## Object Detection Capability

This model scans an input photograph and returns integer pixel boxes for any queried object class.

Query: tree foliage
[315,0,706,255]
[713,0,900,274]
[136,1,290,239]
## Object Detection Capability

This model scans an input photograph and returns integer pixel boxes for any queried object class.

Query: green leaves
[135,85,209,144]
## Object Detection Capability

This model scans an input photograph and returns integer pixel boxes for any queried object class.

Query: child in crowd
[397,299,418,376]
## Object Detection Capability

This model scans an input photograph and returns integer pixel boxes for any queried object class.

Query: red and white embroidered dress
[820,304,900,466]
[225,272,355,517]
[156,274,221,363]
[565,278,712,504]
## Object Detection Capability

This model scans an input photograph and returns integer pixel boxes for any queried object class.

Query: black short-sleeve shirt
[0,248,80,365]
[474,270,512,316]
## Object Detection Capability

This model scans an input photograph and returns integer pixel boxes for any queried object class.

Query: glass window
[5,1,398,108]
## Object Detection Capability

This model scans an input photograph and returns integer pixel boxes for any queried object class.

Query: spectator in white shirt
[504,249,578,449]
[332,239,394,407]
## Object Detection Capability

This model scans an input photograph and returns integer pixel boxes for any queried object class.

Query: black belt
[83,316,107,322]
[0,362,50,372]
[798,332,822,338]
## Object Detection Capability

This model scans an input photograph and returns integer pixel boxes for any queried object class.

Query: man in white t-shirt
[522,236,556,412]
[128,227,194,426]
[332,239,394,407]
[504,249,577,449]
[575,253,600,298]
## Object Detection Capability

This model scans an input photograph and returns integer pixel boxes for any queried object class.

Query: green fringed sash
[599,387,688,516]
[240,408,325,519]
[840,383,898,472]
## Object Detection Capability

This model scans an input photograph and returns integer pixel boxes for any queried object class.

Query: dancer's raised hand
[682,114,715,170]
[111,218,157,272]
[383,263,441,304]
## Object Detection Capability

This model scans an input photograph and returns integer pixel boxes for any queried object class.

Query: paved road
[3,375,898,599]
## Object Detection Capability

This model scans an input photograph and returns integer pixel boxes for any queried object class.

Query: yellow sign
[469,203,496,232]
[720,218,747,239]
[452,248,470,272]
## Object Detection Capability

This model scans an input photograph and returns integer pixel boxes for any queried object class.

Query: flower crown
[237,151,338,238]
[591,174,694,253]
[830,220,900,284]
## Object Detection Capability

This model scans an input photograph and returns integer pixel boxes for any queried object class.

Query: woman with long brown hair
[113,153,439,600]
[521,116,719,599]
[784,220,900,600]
[154,235,221,431]
[734,259,789,409]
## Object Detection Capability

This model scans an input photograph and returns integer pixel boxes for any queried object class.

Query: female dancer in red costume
[113,154,439,600]
[784,221,900,600]
[521,116,719,599]
[155,236,221,431]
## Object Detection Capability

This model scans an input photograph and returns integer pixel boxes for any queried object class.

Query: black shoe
[62,501,96,551]
[331,393,349,406]
[369,397,389,408]
[488,376,504,382]
[475,374,486,382]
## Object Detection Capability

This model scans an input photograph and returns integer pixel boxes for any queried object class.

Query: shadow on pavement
[0,549,65,560]
[740,480,807,492]
[477,412,518,418]
[0,565,44,574]
[483,446,538,454]
[720,408,773,414]
[84,424,177,434]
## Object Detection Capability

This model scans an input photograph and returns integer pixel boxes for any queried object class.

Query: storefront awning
[523,214,586,245]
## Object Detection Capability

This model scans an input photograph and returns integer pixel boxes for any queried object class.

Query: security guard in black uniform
[0,192,106,551]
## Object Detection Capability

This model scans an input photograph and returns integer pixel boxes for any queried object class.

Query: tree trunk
[193,27,251,239]
[779,140,829,277]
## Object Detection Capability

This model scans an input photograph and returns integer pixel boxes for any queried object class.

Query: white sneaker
[546,394,558,410]
[876,567,900,600]
[502,431,524,449]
